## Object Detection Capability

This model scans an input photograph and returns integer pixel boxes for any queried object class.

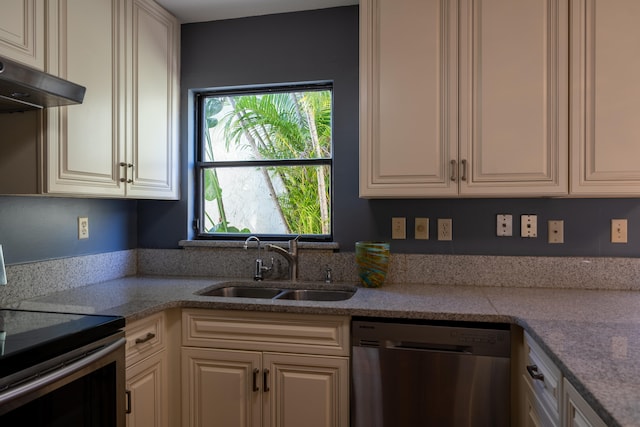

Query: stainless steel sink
[199,286,282,299]
[276,289,355,301]
[196,281,357,302]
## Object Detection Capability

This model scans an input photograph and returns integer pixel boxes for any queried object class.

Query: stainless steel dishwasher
[351,318,511,427]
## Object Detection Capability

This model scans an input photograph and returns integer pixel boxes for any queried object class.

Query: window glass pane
[202,165,331,235]
[202,91,332,162]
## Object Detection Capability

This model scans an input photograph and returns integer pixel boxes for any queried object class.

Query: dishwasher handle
[387,341,472,354]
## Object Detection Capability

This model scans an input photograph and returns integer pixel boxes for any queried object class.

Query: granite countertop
[11,275,640,427]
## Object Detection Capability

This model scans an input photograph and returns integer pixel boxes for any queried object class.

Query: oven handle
[0,337,125,406]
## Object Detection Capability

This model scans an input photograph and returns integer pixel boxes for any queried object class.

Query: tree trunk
[228,97,290,233]
[297,94,330,234]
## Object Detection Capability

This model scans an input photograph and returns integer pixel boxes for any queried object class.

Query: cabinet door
[0,0,44,69]
[0,0,45,70]
[125,0,179,199]
[182,347,261,427]
[263,353,349,427]
[45,0,125,196]
[359,0,458,198]
[570,0,640,195]
[563,379,607,427]
[126,351,169,427]
[459,0,568,196]
[523,378,559,427]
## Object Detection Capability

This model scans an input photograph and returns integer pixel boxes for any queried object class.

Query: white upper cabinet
[0,0,45,69]
[124,0,179,199]
[360,0,569,198]
[45,0,123,196]
[45,0,179,199]
[570,0,640,196]
[459,0,568,196]
[360,0,459,197]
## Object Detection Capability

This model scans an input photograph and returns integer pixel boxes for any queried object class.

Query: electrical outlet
[392,217,406,239]
[521,215,538,238]
[548,220,564,244]
[611,219,627,243]
[496,214,513,237]
[437,218,452,241]
[78,217,89,240]
[415,218,429,240]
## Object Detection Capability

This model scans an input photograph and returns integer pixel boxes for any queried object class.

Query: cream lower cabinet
[0,0,44,69]
[562,379,607,427]
[360,0,568,198]
[181,309,350,427]
[520,332,607,427]
[125,310,180,427]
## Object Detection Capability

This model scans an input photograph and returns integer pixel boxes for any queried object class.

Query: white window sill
[178,240,340,251]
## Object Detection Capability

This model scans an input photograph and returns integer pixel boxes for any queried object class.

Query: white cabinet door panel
[459,0,568,196]
[571,0,640,195]
[359,0,458,197]
[0,0,44,69]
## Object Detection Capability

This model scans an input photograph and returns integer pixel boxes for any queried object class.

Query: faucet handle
[324,265,332,284]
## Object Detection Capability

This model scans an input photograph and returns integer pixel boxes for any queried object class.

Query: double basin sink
[196,280,357,302]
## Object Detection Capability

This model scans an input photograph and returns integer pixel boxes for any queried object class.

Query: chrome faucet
[265,236,299,281]
[243,236,272,281]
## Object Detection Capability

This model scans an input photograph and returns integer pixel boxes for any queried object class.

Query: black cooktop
[0,309,124,380]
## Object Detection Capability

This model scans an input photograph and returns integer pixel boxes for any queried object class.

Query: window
[195,83,333,239]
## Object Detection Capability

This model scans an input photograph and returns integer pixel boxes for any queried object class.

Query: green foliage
[203,98,251,234]
[203,90,332,235]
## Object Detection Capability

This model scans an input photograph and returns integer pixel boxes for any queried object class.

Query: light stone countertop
[10,275,640,427]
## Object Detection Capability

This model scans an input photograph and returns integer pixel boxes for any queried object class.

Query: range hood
[0,55,86,113]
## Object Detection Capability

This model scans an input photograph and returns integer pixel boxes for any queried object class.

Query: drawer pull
[134,332,156,344]
[252,368,260,392]
[263,369,270,392]
[125,390,132,414]
[526,364,545,381]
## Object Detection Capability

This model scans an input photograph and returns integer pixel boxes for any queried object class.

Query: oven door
[0,332,126,426]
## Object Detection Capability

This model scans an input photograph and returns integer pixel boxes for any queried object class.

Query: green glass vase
[355,241,390,288]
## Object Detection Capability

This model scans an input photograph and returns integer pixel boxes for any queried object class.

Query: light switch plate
[611,219,628,243]
[392,217,406,240]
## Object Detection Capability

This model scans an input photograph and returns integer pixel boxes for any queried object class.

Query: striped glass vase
[355,241,390,288]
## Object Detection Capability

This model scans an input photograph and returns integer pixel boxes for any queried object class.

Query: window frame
[193,82,334,241]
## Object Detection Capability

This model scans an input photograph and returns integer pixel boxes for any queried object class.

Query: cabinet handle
[252,368,260,392]
[526,364,545,382]
[134,332,155,344]
[119,162,128,183]
[263,369,270,392]
[450,159,457,182]
[125,389,132,414]
[127,163,134,184]
[460,159,467,181]
[119,163,134,184]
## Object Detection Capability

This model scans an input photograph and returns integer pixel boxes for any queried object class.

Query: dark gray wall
[137,5,640,257]
[0,196,137,264]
